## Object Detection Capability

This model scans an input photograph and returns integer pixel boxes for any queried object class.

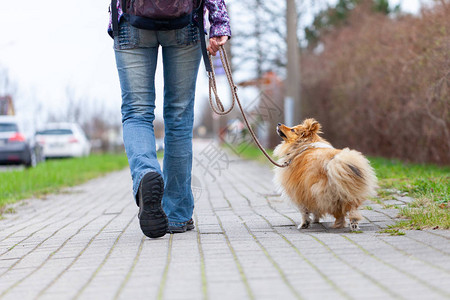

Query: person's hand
[207,36,229,56]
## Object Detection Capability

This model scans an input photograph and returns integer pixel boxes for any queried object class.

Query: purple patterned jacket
[108,0,231,38]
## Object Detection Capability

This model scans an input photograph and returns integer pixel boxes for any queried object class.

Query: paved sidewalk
[1,140,450,300]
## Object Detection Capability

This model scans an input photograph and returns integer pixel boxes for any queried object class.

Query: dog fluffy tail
[326,148,377,204]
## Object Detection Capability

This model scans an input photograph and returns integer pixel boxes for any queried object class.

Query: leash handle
[207,46,290,168]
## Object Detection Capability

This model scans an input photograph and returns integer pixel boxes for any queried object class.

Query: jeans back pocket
[114,19,140,50]
[176,23,199,46]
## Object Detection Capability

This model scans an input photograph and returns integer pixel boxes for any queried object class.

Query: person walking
[108,1,231,238]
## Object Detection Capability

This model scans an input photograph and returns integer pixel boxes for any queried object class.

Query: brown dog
[273,118,377,230]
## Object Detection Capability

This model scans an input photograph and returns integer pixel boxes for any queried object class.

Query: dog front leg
[349,209,362,231]
[333,211,346,229]
[298,209,311,229]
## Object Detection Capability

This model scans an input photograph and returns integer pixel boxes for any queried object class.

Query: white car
[36,123,91,158]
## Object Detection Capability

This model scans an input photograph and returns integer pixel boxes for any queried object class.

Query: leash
[207,46,290,168]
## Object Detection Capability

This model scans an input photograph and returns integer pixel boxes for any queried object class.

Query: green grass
[224,143,274,163]
[0,153,129,213]
[370,157,449,229]
[230,144,450,229]
[369,157,449,205]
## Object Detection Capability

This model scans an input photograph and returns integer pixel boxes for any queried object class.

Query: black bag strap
[120,0,127,13]
[197,0,212,72]
[111,0,119,37]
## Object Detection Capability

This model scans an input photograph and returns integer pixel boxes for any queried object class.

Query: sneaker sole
[167,226,187,234]
[138,172,168,238]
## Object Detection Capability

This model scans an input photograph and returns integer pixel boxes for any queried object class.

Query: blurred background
[0,0,448,165]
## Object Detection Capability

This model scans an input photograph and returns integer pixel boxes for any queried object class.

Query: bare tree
[0,66,17,97]
[229,0,329,78]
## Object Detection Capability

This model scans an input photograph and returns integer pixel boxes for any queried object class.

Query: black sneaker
[138,172,168,238]
[186,219,195,231]
[167,218,195,234]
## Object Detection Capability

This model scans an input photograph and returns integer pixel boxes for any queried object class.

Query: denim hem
[168,220,188,227]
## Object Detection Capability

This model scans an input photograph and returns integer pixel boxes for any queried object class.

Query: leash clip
[282,159,292,167]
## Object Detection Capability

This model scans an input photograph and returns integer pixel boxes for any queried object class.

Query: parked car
[35,123,91,158]
[0,116,44,167]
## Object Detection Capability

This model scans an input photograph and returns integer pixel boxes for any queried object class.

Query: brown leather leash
[207,46,290,168]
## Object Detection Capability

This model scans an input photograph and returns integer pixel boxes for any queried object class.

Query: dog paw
[298,221,310,229]
[350,222,360,231]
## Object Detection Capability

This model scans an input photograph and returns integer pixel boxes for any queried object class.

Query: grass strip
[223,143,274,164]
[0,153,129,213]
[370,157,449,229]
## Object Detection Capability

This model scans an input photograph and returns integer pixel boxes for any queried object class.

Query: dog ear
[303,118,321,135]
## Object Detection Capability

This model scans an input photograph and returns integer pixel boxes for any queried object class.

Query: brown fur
[273,118,378,231]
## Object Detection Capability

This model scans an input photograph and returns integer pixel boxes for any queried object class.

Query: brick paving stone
[393,195,416,204]
[382,200,405,206]
[1,139,449,300]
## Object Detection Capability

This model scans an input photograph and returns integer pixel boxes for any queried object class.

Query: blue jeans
[114,19,201,227]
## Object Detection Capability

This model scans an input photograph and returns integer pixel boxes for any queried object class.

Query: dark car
[0,116,44,167]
